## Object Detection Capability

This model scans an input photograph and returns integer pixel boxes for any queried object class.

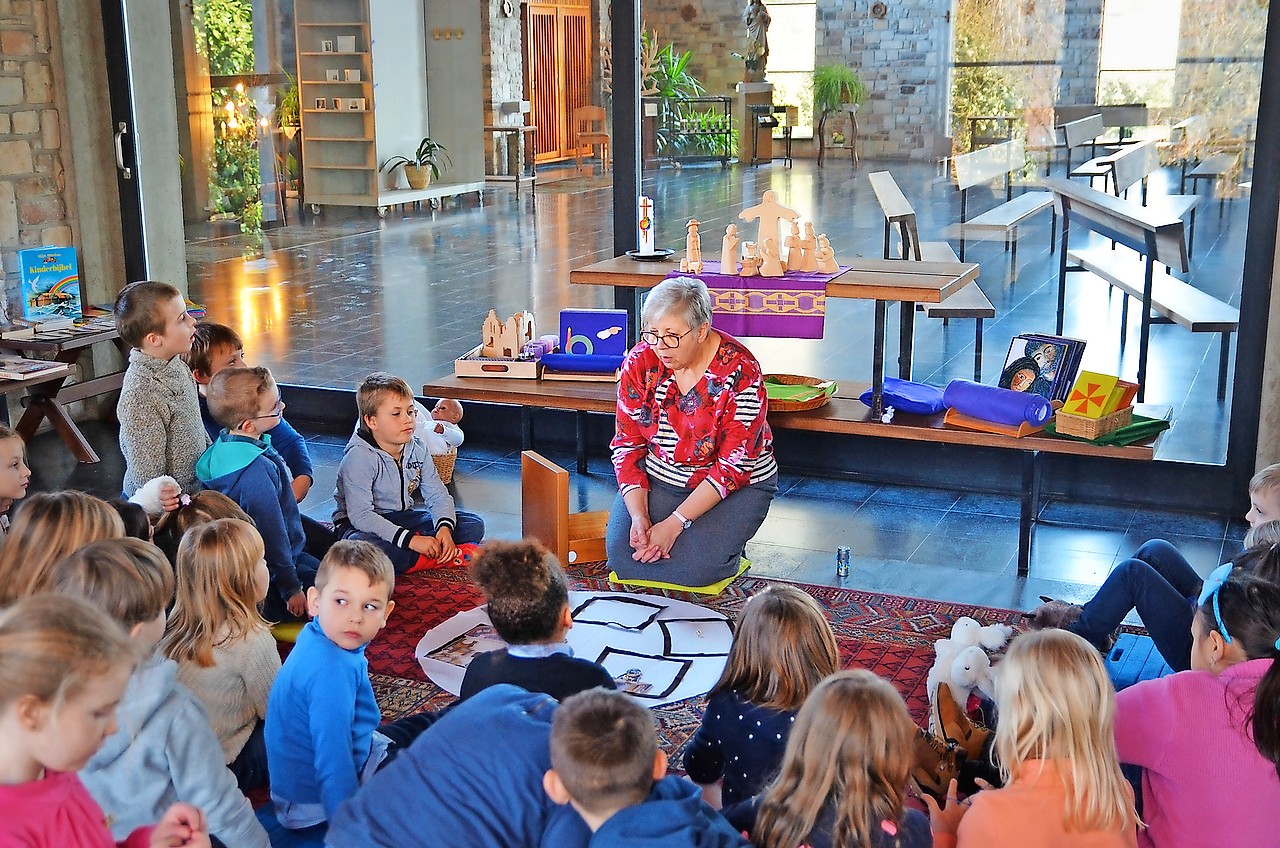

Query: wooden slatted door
[526,1,592,164]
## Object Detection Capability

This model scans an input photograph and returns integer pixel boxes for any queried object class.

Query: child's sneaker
[406,542,484,573]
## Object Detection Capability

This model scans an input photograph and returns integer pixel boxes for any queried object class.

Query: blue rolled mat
[943,379,1052,427]
[540,353,625,373]
[857,377,946,415]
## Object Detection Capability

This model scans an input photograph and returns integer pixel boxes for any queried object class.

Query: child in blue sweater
[265,541,433,829]
[544,689,749,848]
[196,366,319,620]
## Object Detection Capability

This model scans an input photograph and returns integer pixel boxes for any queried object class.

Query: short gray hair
[641,277,713,331]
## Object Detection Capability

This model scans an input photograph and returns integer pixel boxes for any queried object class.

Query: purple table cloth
[665,261,848,339]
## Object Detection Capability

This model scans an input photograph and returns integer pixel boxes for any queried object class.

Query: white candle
[638,195,656,255]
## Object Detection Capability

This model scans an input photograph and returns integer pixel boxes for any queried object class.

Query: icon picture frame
[325,69,341,81]
[344,68,361,82]
[336,35,357,52]
[314,97,327,110]
[320,39,335,52]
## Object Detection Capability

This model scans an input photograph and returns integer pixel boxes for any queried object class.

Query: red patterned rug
[366,562,1026,763]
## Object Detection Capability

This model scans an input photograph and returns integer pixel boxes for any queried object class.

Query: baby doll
[415,398,466,456]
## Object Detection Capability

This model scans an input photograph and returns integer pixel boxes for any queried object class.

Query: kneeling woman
[607,277,777,587]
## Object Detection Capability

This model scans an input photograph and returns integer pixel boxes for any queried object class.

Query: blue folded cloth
[943,379,1052,427]
[858,377,946,416]
[540,353,625,373]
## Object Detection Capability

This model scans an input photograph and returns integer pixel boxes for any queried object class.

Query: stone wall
[0,0,75,312]
[482,0,526,172]
[1057,0,1101,104]
[818,0,948,160]
[641,0,747,99]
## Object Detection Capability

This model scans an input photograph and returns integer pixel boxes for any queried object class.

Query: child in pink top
[0,595,210,848]
[927,630,1139,848]
[1115,568,1280,848]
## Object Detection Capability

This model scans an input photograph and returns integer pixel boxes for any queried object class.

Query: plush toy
[950,644,999,702]
[926,617,1013,711]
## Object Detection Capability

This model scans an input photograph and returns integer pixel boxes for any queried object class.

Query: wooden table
[482,125,537,197]
[0,325,129,463]
[569,255,980,415]
[425,373,1169,574]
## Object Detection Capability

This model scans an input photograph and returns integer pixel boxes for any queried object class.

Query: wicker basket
[764,374,835,413]
[1055,405,1134,440]
[432,449,457,484]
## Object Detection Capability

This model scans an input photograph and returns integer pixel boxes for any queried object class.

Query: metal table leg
[1018,449,1041,575]
[576,410,588,475]
[871,300,887,418]
[898,301,916,379]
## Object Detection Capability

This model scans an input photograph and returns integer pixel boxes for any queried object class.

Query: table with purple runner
[665,261,849,339]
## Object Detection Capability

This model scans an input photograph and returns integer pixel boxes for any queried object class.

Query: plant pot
[404,165,432,190]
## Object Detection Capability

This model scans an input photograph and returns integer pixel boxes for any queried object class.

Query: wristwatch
[671,509,693,529]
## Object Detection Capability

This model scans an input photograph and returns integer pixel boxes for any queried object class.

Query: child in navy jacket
[544,689,749,848]
[196,366,318,620]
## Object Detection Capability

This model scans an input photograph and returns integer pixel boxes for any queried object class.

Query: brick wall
[1057,0,1101,104]
[642,0,747,99]
[482,0,526,172]
[0,0,74,311]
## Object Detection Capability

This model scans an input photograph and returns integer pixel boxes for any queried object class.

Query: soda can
[835,546,851,578]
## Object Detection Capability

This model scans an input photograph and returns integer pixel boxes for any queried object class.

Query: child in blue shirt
[195,366,319,620]
[544,689,749,848]
[265,541,433,829]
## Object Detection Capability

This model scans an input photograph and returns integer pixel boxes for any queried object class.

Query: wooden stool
[521,450,608,566]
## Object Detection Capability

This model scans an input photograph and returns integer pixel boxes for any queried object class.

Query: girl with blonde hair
[684,584,840,806]
[162,518,279,791]
[0,593,210,846]
[926,629,1138,847]
[152,489,254,564]
[0,423,31,539]
[724,669,931,848]
[0,490,124,606]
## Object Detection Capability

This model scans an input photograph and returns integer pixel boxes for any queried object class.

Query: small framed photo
[314,97,327,110]
[344,68,361,82]
[347,97,366,111]
[325,69,341,81]
[336,35,357,52]
[333,98,346,110]
[320,39,335,53]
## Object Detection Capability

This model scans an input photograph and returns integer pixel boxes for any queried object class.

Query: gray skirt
[606,473,778,587]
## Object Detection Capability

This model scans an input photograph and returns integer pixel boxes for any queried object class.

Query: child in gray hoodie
[333,372,484,573]
[49,537,270,848]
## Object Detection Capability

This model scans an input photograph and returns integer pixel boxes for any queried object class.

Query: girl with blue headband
[1113,570,1280,848]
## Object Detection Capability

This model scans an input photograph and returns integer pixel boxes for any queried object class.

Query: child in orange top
[926,629,1139,848]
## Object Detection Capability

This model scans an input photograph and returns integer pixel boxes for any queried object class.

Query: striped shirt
[612,332,776,498]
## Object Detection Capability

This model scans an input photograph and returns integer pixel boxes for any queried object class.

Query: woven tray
[432,449,457,485]
[1055,405,1133,440]
[764,374,836,413]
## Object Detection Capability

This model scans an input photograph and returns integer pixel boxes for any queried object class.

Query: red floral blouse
[611,332,776,498]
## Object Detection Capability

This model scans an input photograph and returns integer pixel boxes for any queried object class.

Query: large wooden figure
[740,190,800,252]
[679,218,704,274]
[720,224,741,275]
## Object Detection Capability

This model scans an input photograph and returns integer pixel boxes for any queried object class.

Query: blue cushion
[1106,633,1173,690]
[858,377,946,416]
[255,806,327,848]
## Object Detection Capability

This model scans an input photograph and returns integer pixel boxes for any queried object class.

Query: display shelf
[643,96,733,167]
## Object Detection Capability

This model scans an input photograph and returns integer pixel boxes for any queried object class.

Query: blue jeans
[1070,539,1201,671]
[342,508,485,573]
[229,719,268,793]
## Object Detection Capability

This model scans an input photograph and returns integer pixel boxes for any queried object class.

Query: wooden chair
[521,450,608,566]
[572,105,610,172]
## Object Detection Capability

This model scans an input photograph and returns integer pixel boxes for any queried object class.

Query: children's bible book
[18,246,81,323]
[999,333,1085,403]
[1064,371,1121,419]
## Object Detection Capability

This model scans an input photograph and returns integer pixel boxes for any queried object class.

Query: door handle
[114,122,132,180]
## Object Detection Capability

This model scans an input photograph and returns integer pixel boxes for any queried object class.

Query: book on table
[0,356,70,382]
[999,333,1085,403]
[18,246,81,323]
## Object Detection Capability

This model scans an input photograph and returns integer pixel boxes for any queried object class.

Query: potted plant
[811,64,866,166]
[381,137,451,190]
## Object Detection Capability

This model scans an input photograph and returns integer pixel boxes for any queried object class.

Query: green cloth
[764,379,836,403]
[1045,413,1171,446]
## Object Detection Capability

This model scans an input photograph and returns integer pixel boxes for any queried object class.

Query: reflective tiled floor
[188,159,1245,465]
[36,422,1248,615]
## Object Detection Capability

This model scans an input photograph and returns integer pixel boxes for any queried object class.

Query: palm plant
[381,137,451,188]
[811,64,866,165]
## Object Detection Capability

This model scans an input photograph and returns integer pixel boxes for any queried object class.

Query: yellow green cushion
[271,621,304,644]
[608,557,750,596]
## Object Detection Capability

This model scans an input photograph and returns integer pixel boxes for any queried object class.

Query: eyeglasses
[253,399,285,420]
[640,328,693,349]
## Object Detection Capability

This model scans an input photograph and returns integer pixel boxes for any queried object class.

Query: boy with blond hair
[114,281,209,497]
[544,689,748,847]
[334,372,484,573]
[195,365,321,619]
[1025,462,1280,673]
[266,541,436,829]
[50,538,270,848]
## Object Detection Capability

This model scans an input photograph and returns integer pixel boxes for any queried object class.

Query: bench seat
[917,241,994,380]
[964,191,1055,232]
[1067,244,1236,397]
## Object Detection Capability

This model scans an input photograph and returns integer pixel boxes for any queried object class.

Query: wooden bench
[424,374,1168,576]
[869,170,995,381]
[1167,116,1242,217]
[952,139,1056,267]
[1050,177,1238,400]
[1060,113,1107,174]
[1105,141,1200,255]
